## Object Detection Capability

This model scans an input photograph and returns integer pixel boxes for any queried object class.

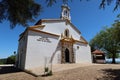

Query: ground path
[0,64,120,80]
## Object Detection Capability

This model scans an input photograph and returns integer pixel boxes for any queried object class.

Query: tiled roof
[92,50,104,54]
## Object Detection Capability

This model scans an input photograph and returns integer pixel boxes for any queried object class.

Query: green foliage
[44,67,53,76]
[47,0,120,11]
[45,67,49,72]
[0,0,73,28]
[47,70,53,76]
[0,58,7,64]
[6,55,16,64]
[100,0,120,11]
[46,0,72,6]
[0,0,42,28]
[89,27,108,52]
[0,0,120,28]
[90,20,120,63]
[106,53,120,59]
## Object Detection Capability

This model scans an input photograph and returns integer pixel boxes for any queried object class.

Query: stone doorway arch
[60,34,75,63]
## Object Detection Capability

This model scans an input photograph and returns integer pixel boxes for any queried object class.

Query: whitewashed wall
[17,20,92,70]
[41,21,81,40]
[74,43,92,63]
[25,30,60,69]
[17,32,28,69]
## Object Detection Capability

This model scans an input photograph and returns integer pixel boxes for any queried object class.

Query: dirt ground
[0,64,120,80]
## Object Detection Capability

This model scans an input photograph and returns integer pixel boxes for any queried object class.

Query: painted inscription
[37,37,51,43]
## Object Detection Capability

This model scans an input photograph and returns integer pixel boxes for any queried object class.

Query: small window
[64,10,67,16]
[77,46,79,49]
[65,29,69,37]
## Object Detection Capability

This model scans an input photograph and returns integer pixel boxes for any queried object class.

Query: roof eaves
[28,27,60,37]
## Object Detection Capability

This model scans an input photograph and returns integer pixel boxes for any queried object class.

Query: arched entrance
[65,48,70,62]
[60,32,75,63]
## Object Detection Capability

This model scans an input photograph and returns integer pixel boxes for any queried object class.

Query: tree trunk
[112,53,116,64]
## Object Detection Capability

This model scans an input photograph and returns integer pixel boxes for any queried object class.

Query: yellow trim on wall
[30,25,45,28]
[28,28,60,37]
[35,19,81,34]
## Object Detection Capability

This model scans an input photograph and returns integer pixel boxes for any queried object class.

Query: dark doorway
[65,48,70,62]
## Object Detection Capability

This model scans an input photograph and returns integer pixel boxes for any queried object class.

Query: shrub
[6,55,16,64]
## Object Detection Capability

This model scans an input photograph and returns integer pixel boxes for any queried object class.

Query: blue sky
[0,0,120,58]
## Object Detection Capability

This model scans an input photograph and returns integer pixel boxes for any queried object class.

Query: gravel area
[29,63,94,76]
[0,64,120,80]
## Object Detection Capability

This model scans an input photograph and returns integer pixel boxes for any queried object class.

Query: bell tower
[60,4,71,21]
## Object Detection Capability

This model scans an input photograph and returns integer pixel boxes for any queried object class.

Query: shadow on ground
[97,68,120,80]
[0,66,21,74]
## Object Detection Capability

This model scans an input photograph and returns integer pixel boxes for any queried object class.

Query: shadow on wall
[97,69,120,80]
[0,66,21,74]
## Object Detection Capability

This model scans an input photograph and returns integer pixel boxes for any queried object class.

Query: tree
[0,0,70,29]
[0,58,7,64]
[0,0,120,29]
[113,14,120,42]
[0,0,42,28]
[47,0,120,10]
[6,55,16,64]
[46,0,72,6]
[90,26,120,64]
[100,0,120,11]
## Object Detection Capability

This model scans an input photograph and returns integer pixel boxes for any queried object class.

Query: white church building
[17,5,92,70]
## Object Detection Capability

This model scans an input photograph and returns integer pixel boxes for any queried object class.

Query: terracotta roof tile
[92,50,104,54]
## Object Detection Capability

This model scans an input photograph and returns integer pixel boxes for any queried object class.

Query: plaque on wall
[37,37,51,43]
